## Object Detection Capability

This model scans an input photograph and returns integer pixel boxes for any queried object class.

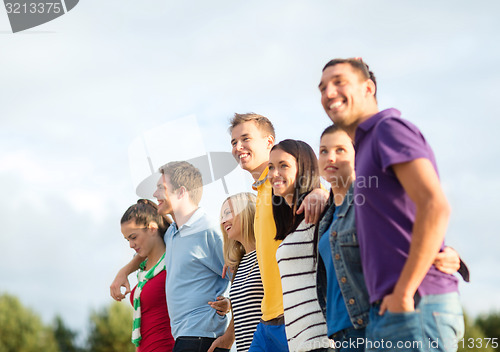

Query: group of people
[110,58,469,352]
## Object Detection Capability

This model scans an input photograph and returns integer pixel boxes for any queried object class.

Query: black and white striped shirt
[230,250,264,352]
[276,221,331,352]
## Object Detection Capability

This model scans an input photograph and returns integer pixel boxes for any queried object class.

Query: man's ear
[267,135,275,149]
[177,186,187,199]
[365,79,376,98]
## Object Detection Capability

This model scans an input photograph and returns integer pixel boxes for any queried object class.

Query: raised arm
[109,254,144,301]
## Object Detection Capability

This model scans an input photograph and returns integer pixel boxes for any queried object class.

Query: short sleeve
[203,228,227,279]
[374,117,432,173]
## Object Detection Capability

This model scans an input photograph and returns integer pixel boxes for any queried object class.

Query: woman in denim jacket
[314,125,467,352]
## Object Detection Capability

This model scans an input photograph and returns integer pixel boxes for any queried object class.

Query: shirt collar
[252,167,269,190]
[172,207,211,237]
[355,108,401,147]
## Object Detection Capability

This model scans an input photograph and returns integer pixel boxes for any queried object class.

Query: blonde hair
[220,192,257,273]
[229,113,275,139]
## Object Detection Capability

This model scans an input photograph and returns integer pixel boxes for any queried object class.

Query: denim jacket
[316,185,370,329]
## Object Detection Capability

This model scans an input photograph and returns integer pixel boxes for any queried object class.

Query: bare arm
[380,158,450,314]
[109,255,144,301]
[207,317,235,352]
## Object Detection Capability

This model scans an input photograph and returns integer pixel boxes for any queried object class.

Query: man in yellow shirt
[229,113,327,351]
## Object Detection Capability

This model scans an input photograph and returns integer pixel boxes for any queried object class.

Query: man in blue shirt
[112,161,231,352]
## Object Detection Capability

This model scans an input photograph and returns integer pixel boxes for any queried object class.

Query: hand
[208,296,231,316]
[379,292,414,315]
[221,264,234,279]
[433,246,460,274]
[207,320,235,352]
[110,270,131,301]
[296,188,329,224]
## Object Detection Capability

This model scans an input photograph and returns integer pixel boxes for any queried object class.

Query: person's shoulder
[375,114,422,137]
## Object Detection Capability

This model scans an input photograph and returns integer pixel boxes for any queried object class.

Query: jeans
[173,336,230,352]
[365,292,464,352]
[248,321,289,352]
[330,326,366,352]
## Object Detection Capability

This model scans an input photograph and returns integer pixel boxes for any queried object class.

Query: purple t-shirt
[354,108,458,303]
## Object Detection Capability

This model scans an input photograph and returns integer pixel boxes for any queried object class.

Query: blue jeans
[366,292,464,352]
[330,326,366,352]
[248,321,289,352]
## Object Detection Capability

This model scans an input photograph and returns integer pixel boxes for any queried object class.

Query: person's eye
[320,148,327,154]
[268,165,274,170]
[337,148,346,153]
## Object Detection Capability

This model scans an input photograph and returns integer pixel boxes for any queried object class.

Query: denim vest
[316,185,370,329]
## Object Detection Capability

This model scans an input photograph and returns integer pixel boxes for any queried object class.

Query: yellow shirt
[253,167,284,321]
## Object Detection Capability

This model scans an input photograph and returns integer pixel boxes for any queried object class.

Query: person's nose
[328,152,336,163]
[269,167,278,179]
[235,140,243,151]
[325,83,338,99]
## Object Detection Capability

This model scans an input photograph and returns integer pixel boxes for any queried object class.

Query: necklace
[240,251,258,283]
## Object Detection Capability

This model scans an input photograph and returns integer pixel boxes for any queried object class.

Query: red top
[130,270,175,351]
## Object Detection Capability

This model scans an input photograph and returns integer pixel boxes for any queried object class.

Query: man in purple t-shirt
[318,58,464,351]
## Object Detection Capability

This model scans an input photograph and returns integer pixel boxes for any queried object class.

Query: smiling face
[268,148,298,205]
[220,199,242,243]
[152,174,174,216]
[319,130,355,189]
[121,220,156,257]
[230,121,274,177]
[319,63,376,128]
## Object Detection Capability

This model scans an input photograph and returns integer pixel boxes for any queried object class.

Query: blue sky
[1,0,499,339]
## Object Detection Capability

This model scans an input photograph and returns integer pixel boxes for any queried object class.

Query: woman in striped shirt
[209,192,264,352]
[268,139,332,352]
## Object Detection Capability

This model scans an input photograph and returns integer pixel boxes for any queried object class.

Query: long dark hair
[120,199,170,239]
[271,139,320,241]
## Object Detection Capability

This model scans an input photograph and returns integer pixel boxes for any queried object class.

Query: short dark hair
[159,161,203,205]
[271,139,320,240]
[323,58,377,98]
[320,124,345,140]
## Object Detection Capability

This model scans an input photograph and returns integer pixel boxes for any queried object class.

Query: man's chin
[157,208,169,216]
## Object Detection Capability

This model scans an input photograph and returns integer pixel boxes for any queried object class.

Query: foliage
[457,311,495,352]
[53,315,84,352]
[86,301,135,352]
[0,293,60,352]
[475,311,500,352]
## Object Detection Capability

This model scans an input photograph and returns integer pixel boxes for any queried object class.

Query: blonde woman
[208,193,264,352]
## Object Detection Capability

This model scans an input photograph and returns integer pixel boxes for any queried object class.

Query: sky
[1,0,499,341]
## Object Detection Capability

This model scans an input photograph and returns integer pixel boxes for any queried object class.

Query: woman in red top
[121,199,175,352]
